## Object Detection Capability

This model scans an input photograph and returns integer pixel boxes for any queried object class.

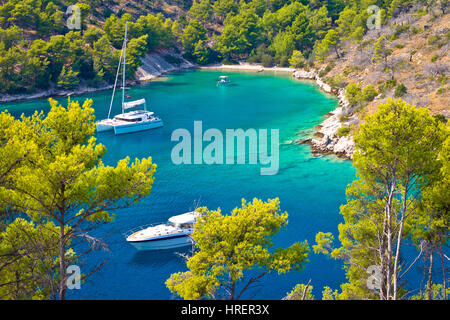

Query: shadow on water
[130,246,192,267]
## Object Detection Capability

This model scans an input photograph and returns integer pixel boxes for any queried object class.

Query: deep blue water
[3,70,358,299]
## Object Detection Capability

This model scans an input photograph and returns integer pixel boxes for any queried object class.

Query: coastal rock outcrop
[136,49,194,81]
[292,69,316,80]
[293,69,356,159]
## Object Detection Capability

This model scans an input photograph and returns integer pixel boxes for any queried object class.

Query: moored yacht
[98,99,163,135]
[125,211,198,251]
[217,75,230,86]
[96,22,163,135]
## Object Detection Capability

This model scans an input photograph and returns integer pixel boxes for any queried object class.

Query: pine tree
[166,198,309,300]
[314,99,448,300]
[57,65,80,90]
[315,29,341,62]
[289,50,306,68]
[372,36,392,66]
[0,99,157,299]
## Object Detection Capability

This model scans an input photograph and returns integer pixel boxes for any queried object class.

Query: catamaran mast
[106,22,127,119]
[122,21,128,115]
[107,42,123,119]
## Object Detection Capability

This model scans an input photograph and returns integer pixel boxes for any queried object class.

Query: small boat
[217,75,230,86]
[125,211,198,251]
[96,22,163,135]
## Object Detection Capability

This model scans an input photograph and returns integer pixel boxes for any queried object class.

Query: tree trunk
[384,172,396,300]
[427,247,434,300]
[229,281,235,300]
[58,218,66,300]
[393,181,409,300]
[386,209,393,300]
[379,218,387,300]
[393,217,404,300]
[439,245,447,300]
[334,46,340,59]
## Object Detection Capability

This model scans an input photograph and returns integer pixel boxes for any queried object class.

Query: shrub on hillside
[394,83,407,97]
[336,126,350,137]
[362,85,378,102]
[261,54,274,67]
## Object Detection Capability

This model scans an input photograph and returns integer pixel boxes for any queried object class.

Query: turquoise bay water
[3,70,356,299]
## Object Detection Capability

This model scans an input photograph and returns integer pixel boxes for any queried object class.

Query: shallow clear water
[2,70,357,299]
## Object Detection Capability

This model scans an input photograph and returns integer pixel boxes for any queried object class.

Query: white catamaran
[96,22,163,135]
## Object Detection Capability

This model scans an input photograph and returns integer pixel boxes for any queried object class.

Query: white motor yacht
[125,212,198,251]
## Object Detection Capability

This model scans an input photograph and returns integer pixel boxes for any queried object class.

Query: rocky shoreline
[201,63,356,159]
[292,69,355,159]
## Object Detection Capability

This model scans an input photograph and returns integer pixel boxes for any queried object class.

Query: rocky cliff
[135,50,194,81]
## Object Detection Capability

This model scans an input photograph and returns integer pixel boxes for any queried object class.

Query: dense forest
[0,0,447,95]
[0,0,176,93]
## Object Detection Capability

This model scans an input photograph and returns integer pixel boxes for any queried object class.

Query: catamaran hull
[96,122,114,132]
[128,234,192,251]
[114,119,164,135]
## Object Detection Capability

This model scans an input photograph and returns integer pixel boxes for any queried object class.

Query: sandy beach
[199,63,295,74]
